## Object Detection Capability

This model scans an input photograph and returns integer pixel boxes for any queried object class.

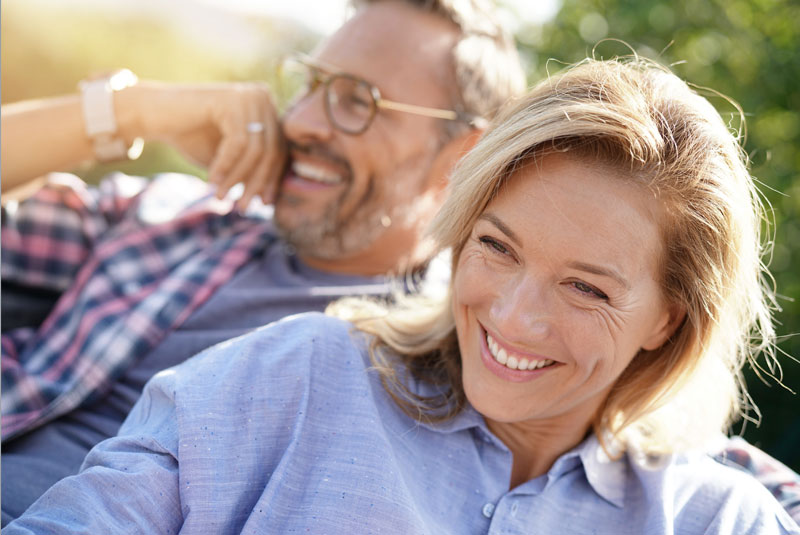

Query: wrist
[79,69,144,162]
[114,83,148,143]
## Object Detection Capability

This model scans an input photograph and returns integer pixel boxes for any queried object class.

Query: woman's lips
[478,325,559,383]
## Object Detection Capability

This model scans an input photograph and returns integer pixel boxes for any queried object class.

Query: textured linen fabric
[7,313,799,534]
[715,437,800,522]
[0,234,392,523]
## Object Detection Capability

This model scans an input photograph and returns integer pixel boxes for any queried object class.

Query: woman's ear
[642,303,687,351]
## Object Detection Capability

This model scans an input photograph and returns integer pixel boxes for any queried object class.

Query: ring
[246,122,265,134]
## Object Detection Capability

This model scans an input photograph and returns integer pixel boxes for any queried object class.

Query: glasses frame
[283,53,487,135]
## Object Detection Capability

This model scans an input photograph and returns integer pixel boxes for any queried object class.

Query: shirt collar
[404,376,627,508]
[575,434,627,508]
[417,406,628,508]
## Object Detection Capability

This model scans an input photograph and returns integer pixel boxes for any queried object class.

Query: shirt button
[510,501,519,516]
[482,502,495,518]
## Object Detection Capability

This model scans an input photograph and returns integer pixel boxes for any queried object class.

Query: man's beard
[274,181,388,260]
[274,145,439,261]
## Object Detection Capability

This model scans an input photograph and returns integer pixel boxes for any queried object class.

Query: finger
[217,91,271,200]
[258,97,287,204]
[261,126,288,205]
[216,130,263,200]
[237,156,270,211]
[207,119,248,193]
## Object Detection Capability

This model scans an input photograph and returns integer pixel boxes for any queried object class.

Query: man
[0,0,525,523]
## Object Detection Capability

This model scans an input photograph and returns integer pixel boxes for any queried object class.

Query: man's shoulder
[647,451,800,533]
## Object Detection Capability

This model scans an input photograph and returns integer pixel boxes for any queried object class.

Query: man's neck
[299,248,428,278]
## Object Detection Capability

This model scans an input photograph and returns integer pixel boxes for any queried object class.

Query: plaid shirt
[1,172,273,441]
[716,436,800,523]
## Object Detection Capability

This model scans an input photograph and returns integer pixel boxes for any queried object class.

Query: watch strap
[79,69,142,162]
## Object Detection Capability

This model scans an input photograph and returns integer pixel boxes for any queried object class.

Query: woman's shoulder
[164,312,369,394]
[628,448,799,533]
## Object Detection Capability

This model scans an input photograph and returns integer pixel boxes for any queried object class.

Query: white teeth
[496,348,508,365]
[486,332,554,372]
[291,161,343,184]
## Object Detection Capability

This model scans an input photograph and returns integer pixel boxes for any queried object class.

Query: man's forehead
[313,2,457,87]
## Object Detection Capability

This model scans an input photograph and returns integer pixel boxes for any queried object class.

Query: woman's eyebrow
[479,212,630,290]
[478,212,521,246]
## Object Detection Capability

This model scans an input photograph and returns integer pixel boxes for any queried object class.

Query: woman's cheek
[454,250,495,308]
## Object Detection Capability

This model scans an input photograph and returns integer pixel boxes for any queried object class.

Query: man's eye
[345,94,371,108]
[572,281,608,300]
[478,236,509,255]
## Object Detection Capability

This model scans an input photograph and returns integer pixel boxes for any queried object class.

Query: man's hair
[331,57,777,457]
[351,0,526,138]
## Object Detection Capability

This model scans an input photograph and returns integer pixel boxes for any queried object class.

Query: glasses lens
[279,57,323,107]
[326,75,376,134]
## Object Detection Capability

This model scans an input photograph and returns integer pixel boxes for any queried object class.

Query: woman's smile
[479,322,559,382]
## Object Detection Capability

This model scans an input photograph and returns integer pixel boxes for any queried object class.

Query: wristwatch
[79,69,144,162]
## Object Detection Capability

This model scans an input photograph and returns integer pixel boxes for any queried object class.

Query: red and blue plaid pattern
[1,173,272,440]
[716,436,800,523]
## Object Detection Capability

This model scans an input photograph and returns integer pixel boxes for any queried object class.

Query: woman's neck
[486,416,594,490]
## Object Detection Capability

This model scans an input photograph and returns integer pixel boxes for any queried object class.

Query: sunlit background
[2,0,798,470]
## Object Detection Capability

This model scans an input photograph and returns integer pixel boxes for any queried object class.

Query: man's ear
[642,303,687,351]
[423,127,484,195]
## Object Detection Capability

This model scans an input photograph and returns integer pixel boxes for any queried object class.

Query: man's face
[274,2,459,275]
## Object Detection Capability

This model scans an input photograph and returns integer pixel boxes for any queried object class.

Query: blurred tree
[513,0,800,470]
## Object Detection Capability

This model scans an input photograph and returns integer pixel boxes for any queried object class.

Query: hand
[127,81,287,209]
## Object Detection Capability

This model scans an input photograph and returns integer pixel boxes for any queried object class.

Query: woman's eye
[478,236,510,256]
[572,281,608,300]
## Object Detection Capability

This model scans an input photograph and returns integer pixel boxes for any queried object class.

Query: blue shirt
[8,313,799,534]
[1,234,392,524]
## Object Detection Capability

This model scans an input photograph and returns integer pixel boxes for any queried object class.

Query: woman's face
[453,153,678,432]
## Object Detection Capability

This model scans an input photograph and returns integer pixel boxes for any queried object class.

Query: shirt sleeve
[3,367,183,534]
[715,436,800,525]
[1,172,147,292]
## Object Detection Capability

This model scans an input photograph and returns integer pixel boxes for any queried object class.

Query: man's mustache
[288,142,352,175]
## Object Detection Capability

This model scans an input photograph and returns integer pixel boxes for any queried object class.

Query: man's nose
[283,89,334,143]
[489,276,552,341]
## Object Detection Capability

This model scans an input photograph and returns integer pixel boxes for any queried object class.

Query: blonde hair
[330,57,777,454]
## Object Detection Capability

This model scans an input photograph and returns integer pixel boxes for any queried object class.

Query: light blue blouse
[8,313,798,534]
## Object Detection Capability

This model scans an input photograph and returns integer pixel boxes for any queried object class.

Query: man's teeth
[486,332,554,371]
[291,161,343,184]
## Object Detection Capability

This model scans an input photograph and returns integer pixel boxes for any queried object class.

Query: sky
[10,0,561,62]
[198,0,560,35]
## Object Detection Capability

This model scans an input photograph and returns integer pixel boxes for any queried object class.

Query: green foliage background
[2,0,798,469]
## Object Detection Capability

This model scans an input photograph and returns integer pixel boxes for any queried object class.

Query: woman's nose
[489,276,552,341]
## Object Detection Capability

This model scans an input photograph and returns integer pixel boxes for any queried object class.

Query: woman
[7,58,798,533]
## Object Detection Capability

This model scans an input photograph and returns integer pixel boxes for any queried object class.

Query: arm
[1,95,94,192]
[4,368,184,534]
[1,79,287,209]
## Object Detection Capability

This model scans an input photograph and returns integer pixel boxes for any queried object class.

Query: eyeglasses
[281,53,486,135]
